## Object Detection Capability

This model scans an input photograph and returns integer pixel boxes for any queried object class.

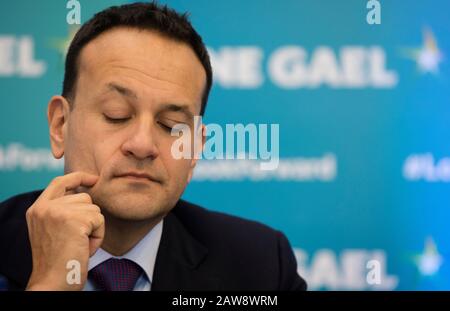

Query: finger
[56,192,93,204]
[73,210,104,234]
[89,216,105,257]
[71,212,105,257]
[42,172,99,200]
[63,203,101,214]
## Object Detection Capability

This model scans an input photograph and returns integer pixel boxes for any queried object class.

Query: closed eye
[103,114,131,124]
[158,121,173,132]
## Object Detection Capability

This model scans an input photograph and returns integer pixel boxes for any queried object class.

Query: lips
[115,171,160,183]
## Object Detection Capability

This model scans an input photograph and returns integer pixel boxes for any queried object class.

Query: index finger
[41,172,99,200]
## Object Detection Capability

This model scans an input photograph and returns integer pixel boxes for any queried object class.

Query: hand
[25,172,103,291]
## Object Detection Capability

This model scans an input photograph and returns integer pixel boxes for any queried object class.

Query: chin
[105,207,160,222]
[92,192,166,222]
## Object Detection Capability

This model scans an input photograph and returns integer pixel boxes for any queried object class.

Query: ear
[187,123,206,183]
[47,96,71,159]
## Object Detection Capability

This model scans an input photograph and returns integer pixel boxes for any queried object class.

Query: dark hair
[62,1,212,116]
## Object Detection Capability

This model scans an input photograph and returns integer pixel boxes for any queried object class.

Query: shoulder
[0,191,40,290]
[173,199,282,246]
[171,199,307,290]
[0,190,42,223]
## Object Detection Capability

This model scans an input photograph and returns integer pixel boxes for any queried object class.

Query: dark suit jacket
[0,190,307,291]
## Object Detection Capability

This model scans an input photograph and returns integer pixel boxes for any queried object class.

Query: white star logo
[415,236,443,276]
[402,27,444,74]
[49,25,80,60]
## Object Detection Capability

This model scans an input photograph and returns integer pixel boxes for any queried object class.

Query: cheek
[66,118,120,175]
[65,122,98,172]
[161,148,193,182]
[92,134,125,176]
[159,134,197,180]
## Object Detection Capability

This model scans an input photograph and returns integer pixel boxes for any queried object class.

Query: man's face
[53,27,206,221]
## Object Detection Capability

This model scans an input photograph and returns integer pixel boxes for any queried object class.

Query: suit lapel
[151,210,221,290]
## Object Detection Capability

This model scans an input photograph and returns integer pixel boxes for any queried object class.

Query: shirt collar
[88,219,163,283]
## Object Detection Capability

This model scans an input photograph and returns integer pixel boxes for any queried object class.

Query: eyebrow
[160,103,194,121]
[106,82,138,100]
[104,82,195,121]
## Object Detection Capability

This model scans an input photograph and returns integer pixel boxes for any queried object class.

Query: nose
[121,118,159,160]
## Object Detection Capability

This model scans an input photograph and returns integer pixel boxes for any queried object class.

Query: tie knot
[89,258,143,291]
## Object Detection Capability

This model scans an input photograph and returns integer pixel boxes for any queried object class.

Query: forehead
[76,27,206,112]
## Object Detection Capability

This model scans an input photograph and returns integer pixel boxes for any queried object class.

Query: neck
[101,213,163,256]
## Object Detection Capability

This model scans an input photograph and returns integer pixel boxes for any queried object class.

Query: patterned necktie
[89,258,143,291]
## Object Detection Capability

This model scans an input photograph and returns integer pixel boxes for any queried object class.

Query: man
[0,2,307,291]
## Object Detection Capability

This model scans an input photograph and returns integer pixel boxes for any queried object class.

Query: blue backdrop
[1,0,449,290]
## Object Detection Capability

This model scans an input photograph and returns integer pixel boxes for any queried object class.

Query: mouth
[115,172,161,184]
